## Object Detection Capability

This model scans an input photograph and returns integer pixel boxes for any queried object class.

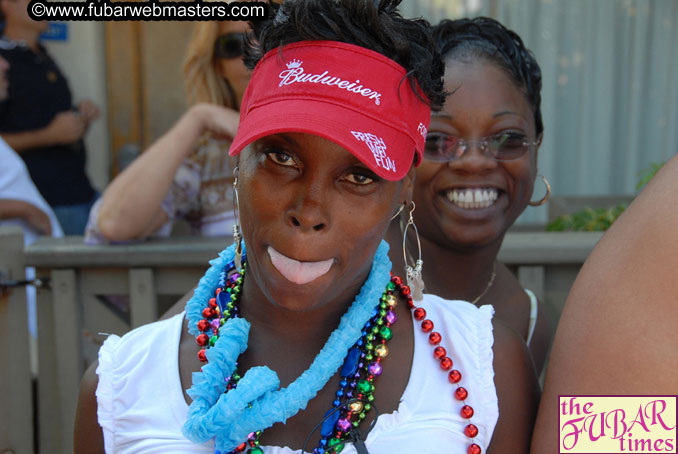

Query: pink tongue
[268,246,333,285]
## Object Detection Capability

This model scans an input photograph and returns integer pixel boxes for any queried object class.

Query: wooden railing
[0,227,604,454]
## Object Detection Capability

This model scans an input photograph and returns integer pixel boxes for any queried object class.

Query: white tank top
[96,294,499,453]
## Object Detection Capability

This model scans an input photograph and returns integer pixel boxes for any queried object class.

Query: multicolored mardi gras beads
[194,265,481,454]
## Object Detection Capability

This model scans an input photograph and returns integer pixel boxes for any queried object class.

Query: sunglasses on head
[214,32,247,59]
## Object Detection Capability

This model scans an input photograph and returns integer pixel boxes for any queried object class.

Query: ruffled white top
[96,294,499,453]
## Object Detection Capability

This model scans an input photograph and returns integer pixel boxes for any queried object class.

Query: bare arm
[96,103,239,242]
[531,155,678,452]
[0,198,52,234]
[488,320,541,453]
[1,110,87,151]
[74,360,105,454]
[77,99,101,125]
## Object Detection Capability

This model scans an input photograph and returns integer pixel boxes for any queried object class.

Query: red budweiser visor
[229,40,432,181]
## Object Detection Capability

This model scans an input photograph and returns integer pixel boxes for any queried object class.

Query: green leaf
[545,204,627,232]
[635,161,665,192]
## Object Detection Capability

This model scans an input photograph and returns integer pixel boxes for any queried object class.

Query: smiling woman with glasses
[387,16,552,378]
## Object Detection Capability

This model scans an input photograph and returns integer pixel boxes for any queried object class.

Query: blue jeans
[53,193,98,235]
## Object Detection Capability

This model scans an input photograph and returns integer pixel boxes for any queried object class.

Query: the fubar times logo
[559,396,677,453]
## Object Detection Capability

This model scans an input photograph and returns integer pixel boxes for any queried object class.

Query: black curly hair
[244,0,446,111]
[433,17,543,135]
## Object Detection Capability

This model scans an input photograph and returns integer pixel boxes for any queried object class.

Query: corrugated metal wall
[402,0,678,224]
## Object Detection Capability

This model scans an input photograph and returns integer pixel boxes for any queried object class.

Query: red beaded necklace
[193,265,482,453]
[392,275,483,454]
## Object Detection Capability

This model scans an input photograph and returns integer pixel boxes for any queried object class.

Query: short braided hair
[433,17,543,135]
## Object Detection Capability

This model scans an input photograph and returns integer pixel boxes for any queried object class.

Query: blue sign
[40,22,68,41]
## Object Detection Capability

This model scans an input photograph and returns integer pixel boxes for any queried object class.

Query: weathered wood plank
[37,275,61,453]
[0,227,32,454]
[517,266,545,302]
[499,232,603,264]
[51,269,82,454]
[25,235,228,267]
[24,232,603,268]
[129,268,157,328]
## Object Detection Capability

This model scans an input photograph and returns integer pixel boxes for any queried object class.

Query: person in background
[531,154,678,452]
[388,17,551,375]
[0,53,63,344]
[0,0,99,235]
[84,20,249,244]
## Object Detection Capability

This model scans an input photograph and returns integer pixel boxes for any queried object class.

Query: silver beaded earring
[402,202,424,301]
[232,167,243,271]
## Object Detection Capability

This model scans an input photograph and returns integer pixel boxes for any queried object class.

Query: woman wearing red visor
[74,1,539,453]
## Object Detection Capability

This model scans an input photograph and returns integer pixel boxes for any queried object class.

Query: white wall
[43,22,110,191]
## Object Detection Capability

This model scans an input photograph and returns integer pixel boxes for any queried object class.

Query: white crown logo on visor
[351,131,396,173]
[286,59,302,69]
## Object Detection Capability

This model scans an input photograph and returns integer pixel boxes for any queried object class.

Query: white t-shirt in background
[0,137,63,338]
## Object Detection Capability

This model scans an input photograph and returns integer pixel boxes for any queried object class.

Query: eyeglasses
[214,32,247,59]
[424,132,539,162]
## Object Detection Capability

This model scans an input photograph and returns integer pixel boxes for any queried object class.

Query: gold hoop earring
[402,202,424,301]
[529,175,551,207]
[232,167,244,271]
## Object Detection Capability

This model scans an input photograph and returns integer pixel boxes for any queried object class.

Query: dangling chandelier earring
[232,167,244,271]
[529,174,551,207]
[402,202,424,301]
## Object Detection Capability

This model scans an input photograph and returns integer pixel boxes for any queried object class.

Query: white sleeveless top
[96,294,499,453]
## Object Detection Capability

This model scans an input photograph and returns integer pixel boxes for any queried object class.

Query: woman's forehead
[442,61,534,120]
